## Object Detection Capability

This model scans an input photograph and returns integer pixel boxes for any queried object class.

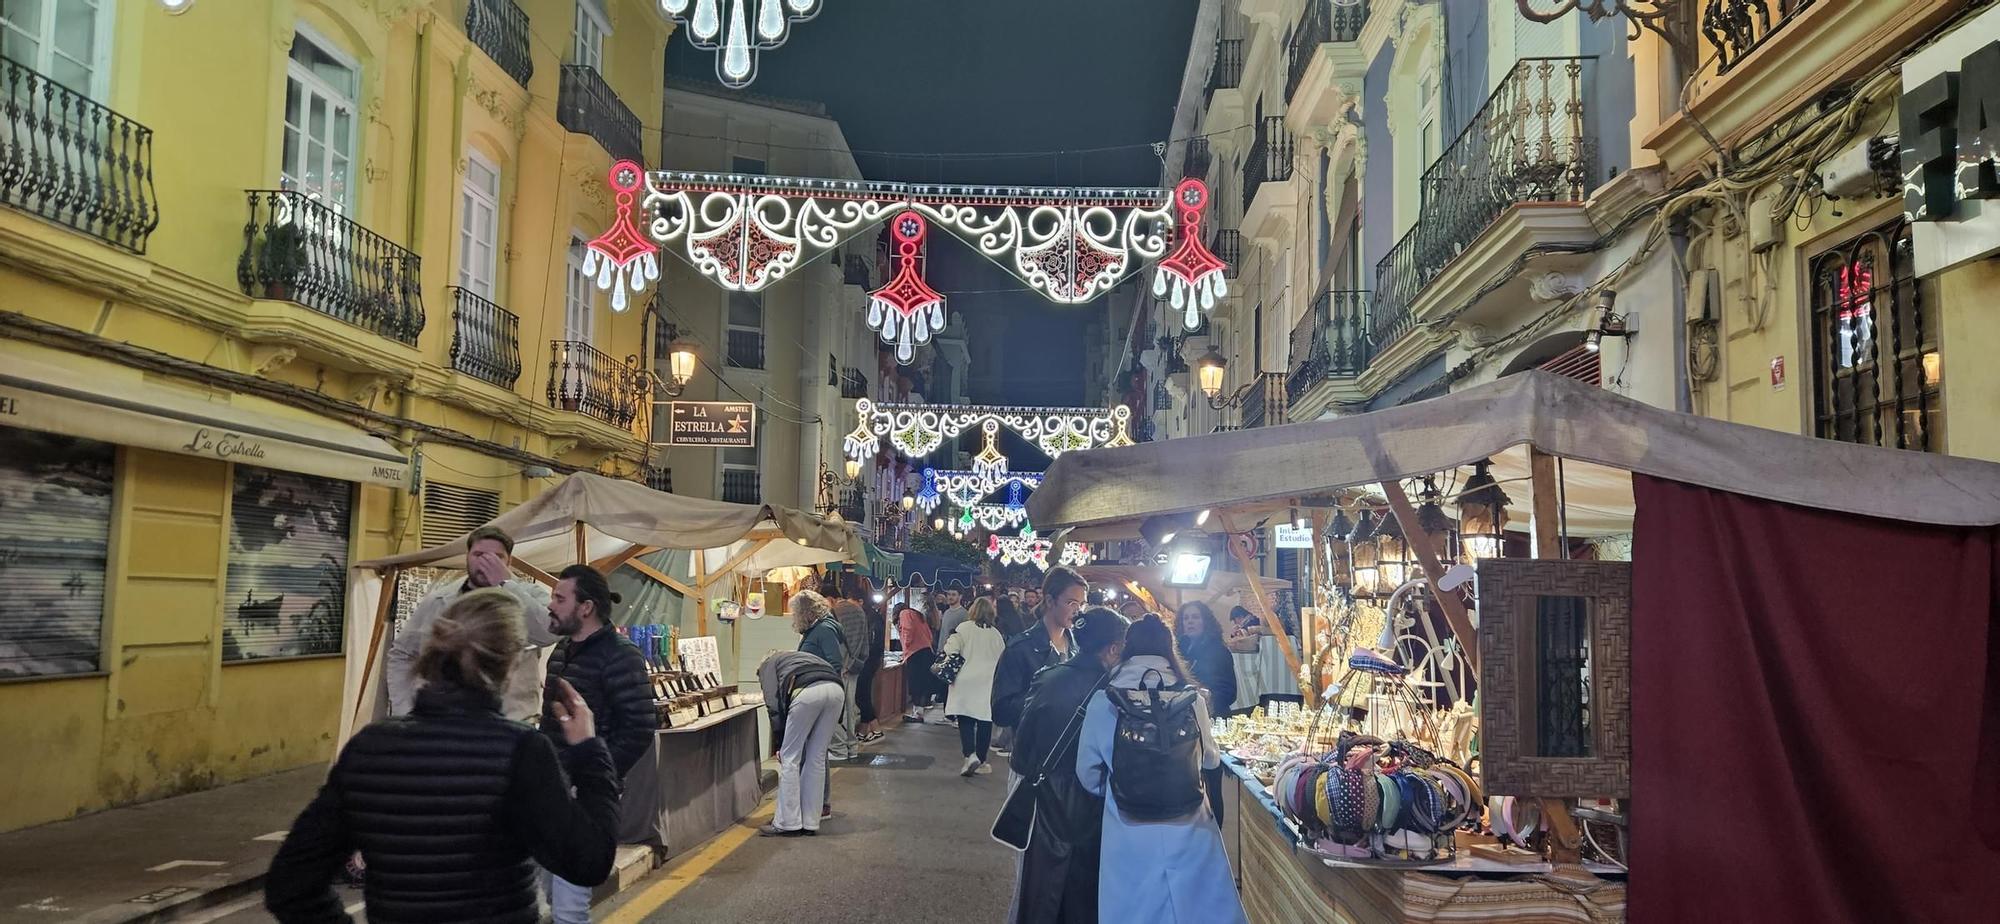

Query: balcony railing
[721,469,761,505]
[239,190,425,345]
[1205,38,1244,104]
[844,253,871,286]
[1286,1,1368,102]
[547,339,641,428]
[1241,371,1287,430]
[1372,57,1594,355]
[837,486,866,523]
[558,65,643,164]
[465,0,533,87]
[1700,0,1816,75]
[726,328,765,369]
[1214,229,1242,278]
[447,287,523,388]
[1286,288,1370,405]
[1153,381,1174,411]
[1242,116,1294,214]
[2,55,158,253]
[645,467,673,493]
[1185,137,1212,179]
[840,366,870,399]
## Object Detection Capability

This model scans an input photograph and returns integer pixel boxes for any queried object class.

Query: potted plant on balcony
[258,221,309,301]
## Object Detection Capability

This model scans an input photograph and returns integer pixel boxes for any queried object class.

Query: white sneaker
[959,755,979,777]
[974,762,993,775]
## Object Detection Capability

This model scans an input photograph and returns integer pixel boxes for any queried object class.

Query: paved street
[602,719,1019,924]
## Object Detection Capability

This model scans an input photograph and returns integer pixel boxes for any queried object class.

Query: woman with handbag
[941,596,1006,776]
[1001,607,1130,924]
[1176,601,1239,826]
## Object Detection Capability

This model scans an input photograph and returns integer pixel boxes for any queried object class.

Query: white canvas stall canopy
[341,472,860,741]
[1076,564,1287,614]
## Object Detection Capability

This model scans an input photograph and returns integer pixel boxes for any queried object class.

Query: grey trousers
[775,681,844,832]
[829,673,859,759]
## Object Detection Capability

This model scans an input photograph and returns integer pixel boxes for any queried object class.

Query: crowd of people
[263,528,1251,923]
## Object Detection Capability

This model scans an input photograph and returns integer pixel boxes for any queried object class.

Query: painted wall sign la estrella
[668,401,757,447]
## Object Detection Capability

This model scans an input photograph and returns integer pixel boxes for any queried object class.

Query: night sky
[665,0,1201,417]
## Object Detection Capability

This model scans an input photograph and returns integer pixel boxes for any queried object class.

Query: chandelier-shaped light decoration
[936,469,1042,508]
[1150,178,1229,330]
[661,0,823,89]
[964,503,1032,532]
[987,528,1092,572]
[971,421,1008,477]
[844,399,1133,462]
[867,211,948,364]
[582,161,661,313]
[914,466,942,515]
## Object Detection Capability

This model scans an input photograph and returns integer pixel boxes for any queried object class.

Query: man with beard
[541,564,656,923]
[387,526,555,723]
[1006,607,1129,923]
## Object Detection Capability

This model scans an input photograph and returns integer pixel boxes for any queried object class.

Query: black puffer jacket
[991,622,1073,727]
[543,628,658,775]
[264,683,620,923]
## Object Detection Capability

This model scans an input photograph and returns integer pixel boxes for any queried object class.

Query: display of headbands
[1270,729,1486,865]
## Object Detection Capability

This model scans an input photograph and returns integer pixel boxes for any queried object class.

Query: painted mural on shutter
[223,466,353,661]
[0,425,114,677]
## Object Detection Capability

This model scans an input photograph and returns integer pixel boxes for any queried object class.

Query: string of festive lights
[843,399,1133,462]
[662,0,823,89]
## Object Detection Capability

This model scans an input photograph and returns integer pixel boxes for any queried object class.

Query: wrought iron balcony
[447,287,523,388]
[465,0,533,87]
[645,466,673,492]
[547,339,641,428]
[1241,371,1287,430]
[1286,1,1368,103]
[2,55,158,253]
[1286,288,1370,405]
[1153,381,1174,412]
[1185,137,1212,179]
[1205,38,1244,103]
[837,485,866,523]
[1372,57,1594,356]
[1701,0,1816,75]
[238,190,425,345]
[721,468,761,505]
[558,65,643,164]
[726,328,765,369]
[843,253,871,286]
[840,366,870,399]
[1214,229,1241,278]
[1242,116,1294,215]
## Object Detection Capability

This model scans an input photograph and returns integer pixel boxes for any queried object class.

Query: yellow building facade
[0,0,670,832]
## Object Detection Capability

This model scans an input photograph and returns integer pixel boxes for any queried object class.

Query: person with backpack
[1073,614,1246,924]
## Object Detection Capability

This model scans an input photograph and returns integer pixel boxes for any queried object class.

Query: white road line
[146,860,227,872]
[253,830,289,842]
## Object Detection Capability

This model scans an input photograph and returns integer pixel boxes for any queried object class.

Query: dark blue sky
[666,0,1201,408]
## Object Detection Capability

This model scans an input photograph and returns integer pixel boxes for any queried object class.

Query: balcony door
[2,0,111,99]
[458,152,501,299]
[281,27,358,213]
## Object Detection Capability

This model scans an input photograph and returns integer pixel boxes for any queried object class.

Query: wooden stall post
[352,566,401,728]
[1216,513,1302,683]
[573,522,588,565]
[692,551,709,635]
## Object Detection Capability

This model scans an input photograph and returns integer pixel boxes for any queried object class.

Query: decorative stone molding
[574,165,613,212]
[547,438,580,458]
[351,375,392,405]
[1527,272,1584,303]
[249,345,298,377]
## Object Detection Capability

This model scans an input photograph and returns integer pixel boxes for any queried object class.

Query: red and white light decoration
[867,212,947,363]
[588,168,1233,363]
[582,161,661,313]
[1151,178,1229,330]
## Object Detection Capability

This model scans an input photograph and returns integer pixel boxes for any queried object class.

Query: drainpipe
[1670,218,1692,413]
[797,274,829,509]
[392,17,433,551]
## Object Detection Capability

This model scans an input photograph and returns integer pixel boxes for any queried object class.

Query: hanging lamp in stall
[1457,459,1511,562]
[1415,475,1458,562]
[1347,508,1379,598]
[1375,499,1410,590]
[1326,504,1355,596]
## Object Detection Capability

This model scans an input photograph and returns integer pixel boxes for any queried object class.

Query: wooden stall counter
[618,703,763,859]
[1220,759,1626,924]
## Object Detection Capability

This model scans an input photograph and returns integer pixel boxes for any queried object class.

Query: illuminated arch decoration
[842,399,1133,463]
[988,527,1093,572]
[581,162,662,313]
[867,212,947,363]
[590,169,1230,357]
[661,0,823,89]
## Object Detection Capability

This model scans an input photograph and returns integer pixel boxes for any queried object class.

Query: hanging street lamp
[1347,509,1379,598]
[1458,459,1511,562]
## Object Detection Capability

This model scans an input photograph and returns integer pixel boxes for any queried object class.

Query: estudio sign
[1901,4,2000,276]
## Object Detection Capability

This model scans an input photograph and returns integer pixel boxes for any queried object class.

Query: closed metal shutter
[421,482,501,549]
[0,425,115,678]
[223,466,354,661]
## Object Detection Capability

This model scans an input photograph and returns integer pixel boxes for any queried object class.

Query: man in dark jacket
[1007,607,1129,924]
[541,564,656,922]
[991,566,1089,730]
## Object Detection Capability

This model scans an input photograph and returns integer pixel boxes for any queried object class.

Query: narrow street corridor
[600,719,1019,924]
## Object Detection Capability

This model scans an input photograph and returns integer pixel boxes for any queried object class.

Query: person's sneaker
[975,762,993,775]
[758,824,813,838]
[959,755,980,777]
[991,745,1012,757]
[822,806,834,819]
[901,714,923,724]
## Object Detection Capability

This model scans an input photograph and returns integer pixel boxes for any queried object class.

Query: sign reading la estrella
[668,401,756,447]
[181,427,268,461]
[1901,7,2000,275]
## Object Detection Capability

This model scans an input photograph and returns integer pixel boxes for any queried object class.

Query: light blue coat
[1075,656,1248,924]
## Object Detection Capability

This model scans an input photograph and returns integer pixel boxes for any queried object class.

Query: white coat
[942,621,1005,722]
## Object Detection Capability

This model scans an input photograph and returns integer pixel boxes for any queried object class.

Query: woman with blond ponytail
[265,588,622,923]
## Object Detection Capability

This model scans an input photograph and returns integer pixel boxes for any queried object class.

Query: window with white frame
[281,27,360,210]
[458,153,501,299]
[564,235,596,342]
[1,0,110,99]
[573,0,609,70]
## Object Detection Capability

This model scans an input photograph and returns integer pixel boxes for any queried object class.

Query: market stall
[1076,564,1298,709]
[1029,372,2000,923]
[340,472,859,851]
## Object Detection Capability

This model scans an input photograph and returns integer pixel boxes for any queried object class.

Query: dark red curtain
[1631,475,2000,922]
